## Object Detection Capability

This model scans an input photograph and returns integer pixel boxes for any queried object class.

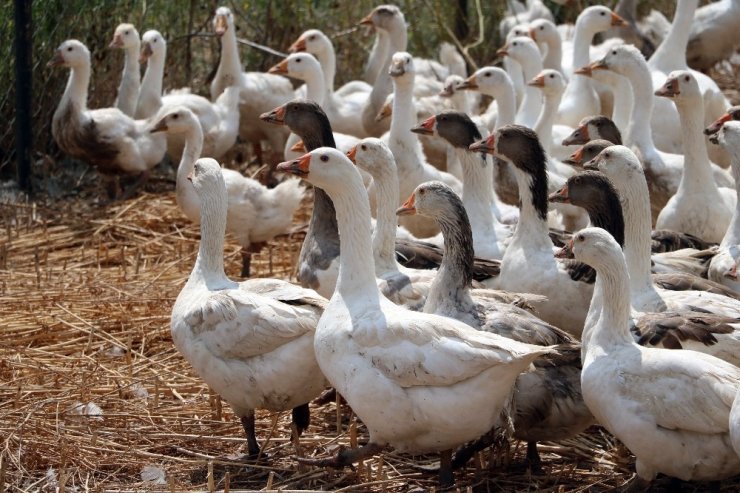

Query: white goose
[568,64,632,138]
[574,226,740,487]
[210,7,293,161]
[151,107,304,278]
[470,126,594,335]
[108,23,140,117]
[49,40,166,197]
[528,69,576,164]
[385,52,462,238]
[497,36,544,129]
[276,147,552,487]
[709,121,740,292]
[581,44,733,218]
[171,157,327,459]
[654,71,735,243]
[137,30,240,161]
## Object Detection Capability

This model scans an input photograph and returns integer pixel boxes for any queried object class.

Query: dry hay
[2,187,740,492]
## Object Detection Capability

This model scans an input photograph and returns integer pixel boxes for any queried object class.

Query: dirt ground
[1,60,740,491]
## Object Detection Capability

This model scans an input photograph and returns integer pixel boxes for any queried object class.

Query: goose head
[188,158,227,202]
[412,111,482,149]
[347,138,396,180]
[583,145,644,191]
[48,40,89,68]
[705,106,740,136]
[289,29,330,56]
[140,30,165,64]
[213,6,235,37]
[571,227,624,272]
[709,120,740,149]
[358,5,405,32]
[528,19,558,48]
[563,139,613,167]
[439,74,465,97]
[655,70,701,103]
[459,66,510,95]
[549,171,625,247]
[496,36,540,64]
[579,44,643,78]
[260,100,334,148]
[388,51,415,80]
[397,181,461,220]
[506,24,531,42]
[277,148,357,192]
[109,23,139,50]
[562,115,622,146]
[527,69,566,97]
[575,6,626,34]
[268,52,322,81]
[150,106,199,135]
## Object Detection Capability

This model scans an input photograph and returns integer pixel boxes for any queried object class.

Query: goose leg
[451,429,497,470]
[291,403,310,436]
[439,449,455,489]
[239,412,262,458]
[525,441,544,474]
[296,442,385,468]
[120,170,151,200]
[313,388,337,406]
[240,250,253,278]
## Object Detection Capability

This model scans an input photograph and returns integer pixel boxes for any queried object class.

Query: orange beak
[469,134,496,154]
[187,172,193,182]
[259,105,286,125]
[589,59,609,72]
[109,34,124,49]
[528,74,546,87]
[375,101,392,122]
[563,146,584,166]
[496,45,509,58]
[528,27,537,41]
[458,75,478,90]
[554,238,574,259]
[346,145,358,163]
[396,193,416,216]
[655,78,680,98]
[268,59,290,75]
[276,152,311,177]
[611,12,627,27]
[139,42,153,64]
[574,64,592,77]
[290,140,306,153]
[548,184,571,203]
[150,118,168,134]
[47,50,65,67]
[358,12,374,26]
[289,37,307,53]
[562,124,590,146]
[705,113,732,136]
[726,263,738,281]
[214,15,228,36]
[411,116,436,135]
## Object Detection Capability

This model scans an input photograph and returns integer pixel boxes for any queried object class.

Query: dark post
[14,0,33,193]
[455,0,469,41]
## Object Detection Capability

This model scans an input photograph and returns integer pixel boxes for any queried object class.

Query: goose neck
[300,64,328,106]
[534,91,562,154]
[329,172,381,304]
[176,125,204,187]
[649,0,697,70]
[122,43,140,79]
[457,149,500,248]
[721,155,740,247]
[364,30,390,84]
[572,18,599,68]
[216,26,243,89]
[319,44,337,93]
[188,190,230,288]
[514,57,543,127]
[369,167,401,274]
[389,78,423,172]
[542,38,563,73]
[596,72,632,134]
[140,50,165,107]
[674,95,718,193]
[509,163,552,250]
[621,61,656,151]
[61,62,91,113]
[492,81,517,130]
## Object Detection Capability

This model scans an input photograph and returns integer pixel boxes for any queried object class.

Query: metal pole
[14,0,33,193]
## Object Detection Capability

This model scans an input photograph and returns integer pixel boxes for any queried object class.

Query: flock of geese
[48,0,740,489]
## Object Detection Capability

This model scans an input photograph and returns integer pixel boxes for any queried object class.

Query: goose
[527,69,576,163]
[151,107,304,278]
[647,0,732,167]
[496,36,544,129]
[384,52,462,238]
[528,19,564,74]
[348,138,436,309]
[584,146,740,320]
[569,64,633,138]
[562,115,623,147]
[276,147,553,487]
[563,139,718,255]
[705,106,740,136]
[687,0,740,72]
[134,30,240,161]
[596,0,657,58]
[411,112,513,258]
[549,171,740,302]
[399,180,592,473]
[108,23,140,117]
[572,226,740,487]
[653,71,735,243]
[499,0,555,40]
[579,44,733,219]
[49,40,166,199]
[210,6,293,162]
[171,157,327,459]
[556,6,626,128]
[470,126,594,335]
[288,29,372,99]
[709,121,740,293]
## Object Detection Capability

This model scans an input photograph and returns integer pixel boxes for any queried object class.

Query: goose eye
[296,58,301,63]
[577,234,585,242]
[485,72,491,77]
[540,26,544,30]
[153,39,157,43]
[361,144,367,151]
[549,74,554,78]
[612,50,617,55]
[419,189,425,195]
[320,155,329,162]
[600,11,606,16]
[173,113,179,119]
[309,35,315,40]
[67,46,73,52]
[513,42,518,46]
[684,75,689,82]
[124,30,130,35]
